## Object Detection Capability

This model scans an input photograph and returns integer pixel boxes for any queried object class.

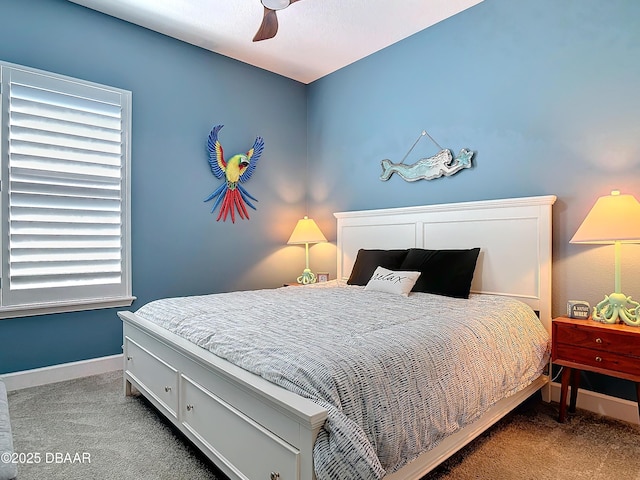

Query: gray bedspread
[135,281,550,479]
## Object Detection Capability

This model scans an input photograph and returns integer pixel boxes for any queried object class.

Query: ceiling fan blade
[253,7,279,42]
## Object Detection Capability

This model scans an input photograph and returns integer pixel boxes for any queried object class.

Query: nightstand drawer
[554,321,640,357]
[554,344,640,380]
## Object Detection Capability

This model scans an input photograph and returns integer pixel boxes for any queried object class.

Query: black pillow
[399,248,480,298]
[347,249,409,286]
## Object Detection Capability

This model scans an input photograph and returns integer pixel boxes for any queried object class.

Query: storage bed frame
[119,194,556,480]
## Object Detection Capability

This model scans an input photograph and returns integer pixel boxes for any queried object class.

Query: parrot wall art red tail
[205,125,264,222]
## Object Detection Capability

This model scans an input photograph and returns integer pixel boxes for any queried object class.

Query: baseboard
[550,381,639,425]
[1,354,123,392]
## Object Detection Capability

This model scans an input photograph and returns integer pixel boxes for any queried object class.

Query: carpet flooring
[6,371,640,479]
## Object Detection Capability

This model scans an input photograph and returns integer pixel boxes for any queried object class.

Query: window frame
[0,61,134,319]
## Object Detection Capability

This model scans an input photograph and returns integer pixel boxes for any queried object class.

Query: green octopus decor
[592,293,640,325]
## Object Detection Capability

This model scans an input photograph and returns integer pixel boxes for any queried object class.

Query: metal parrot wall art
[205,125,264,222]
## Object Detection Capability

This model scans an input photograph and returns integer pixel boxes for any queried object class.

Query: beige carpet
[6,371,640,479]
[7,371,221,480]
[429,399,640,479]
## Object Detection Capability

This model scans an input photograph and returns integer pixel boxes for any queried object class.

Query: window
[0,61,133,318]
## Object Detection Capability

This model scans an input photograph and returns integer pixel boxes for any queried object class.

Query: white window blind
[0,63,134,318]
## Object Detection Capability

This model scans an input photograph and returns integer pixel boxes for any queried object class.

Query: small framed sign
[567,300,590,319]
[317,272,329,283]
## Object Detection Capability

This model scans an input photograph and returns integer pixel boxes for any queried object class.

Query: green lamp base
[296,269,317,285]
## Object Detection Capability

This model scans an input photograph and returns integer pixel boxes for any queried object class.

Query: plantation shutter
[0,64,133,316]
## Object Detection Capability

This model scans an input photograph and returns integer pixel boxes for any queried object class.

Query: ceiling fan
[253,0,302,42]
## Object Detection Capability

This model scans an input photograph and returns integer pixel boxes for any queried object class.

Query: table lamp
[287,216,327,284]
[570,190,640,326]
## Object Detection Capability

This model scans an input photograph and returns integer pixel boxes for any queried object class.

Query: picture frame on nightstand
[317,272,329,283]
[567,300,590,319]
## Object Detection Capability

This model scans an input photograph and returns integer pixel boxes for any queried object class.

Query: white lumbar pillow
[364,266,421,297]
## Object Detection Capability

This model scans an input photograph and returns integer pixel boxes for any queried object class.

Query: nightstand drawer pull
[595,338,603,344]
[595,356,603,362]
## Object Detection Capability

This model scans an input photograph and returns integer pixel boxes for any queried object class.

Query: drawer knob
[164,386,171,392]
[186,404,194,411]
[595,338,603,344]
[270,473,280,480]
[595,356,603,362]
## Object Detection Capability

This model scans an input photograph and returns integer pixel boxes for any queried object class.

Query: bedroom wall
[306,0,640,401]
[1,0,638,406]
[0,0,308,374]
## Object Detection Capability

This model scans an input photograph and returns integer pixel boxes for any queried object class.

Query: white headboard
[334,195,557,334]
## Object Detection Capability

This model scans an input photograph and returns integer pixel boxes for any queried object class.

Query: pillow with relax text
[364,266,421,296]
[347,249,409,286]
[399,248,480,298]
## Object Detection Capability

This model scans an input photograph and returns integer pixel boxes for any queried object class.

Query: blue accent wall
[1,0,639,403]
[0,0,309,373]
[307,0,640,400]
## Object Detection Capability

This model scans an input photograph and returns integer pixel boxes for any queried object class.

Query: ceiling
[68,0,483,84]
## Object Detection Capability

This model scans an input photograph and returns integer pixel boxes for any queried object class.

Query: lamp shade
[287,216,327,245]
[570,190,640,244]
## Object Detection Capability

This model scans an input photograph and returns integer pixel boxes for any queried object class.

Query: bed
[119,194,556,480]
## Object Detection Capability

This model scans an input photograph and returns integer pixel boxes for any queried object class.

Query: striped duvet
[135,281,550,479]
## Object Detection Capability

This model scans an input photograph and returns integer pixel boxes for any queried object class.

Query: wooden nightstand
[552,316,640,422]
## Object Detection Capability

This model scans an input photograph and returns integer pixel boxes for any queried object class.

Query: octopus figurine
[592,292,640,326]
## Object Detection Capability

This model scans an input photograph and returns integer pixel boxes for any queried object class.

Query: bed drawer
[125,337,179,418]
[181,374,300,480]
